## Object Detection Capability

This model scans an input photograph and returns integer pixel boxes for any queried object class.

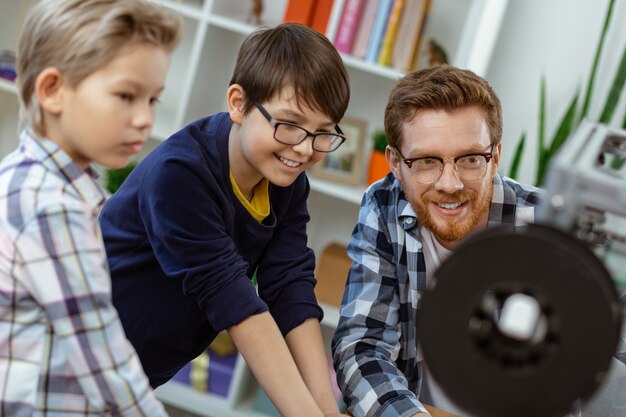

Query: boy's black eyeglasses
[254,102,346,153]
[395,144,495,183]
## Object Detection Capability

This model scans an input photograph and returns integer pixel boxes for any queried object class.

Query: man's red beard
[408,183,494,243]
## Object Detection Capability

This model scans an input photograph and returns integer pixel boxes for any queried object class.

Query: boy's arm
[228,311,325,417]
[16,205,167,417]
[284,318,348,417]
[253,176,344,414]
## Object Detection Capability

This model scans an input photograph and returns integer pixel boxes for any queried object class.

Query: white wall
[487,0,626,185]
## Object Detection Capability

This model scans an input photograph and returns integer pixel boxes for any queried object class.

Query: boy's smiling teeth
[279,155,302,168]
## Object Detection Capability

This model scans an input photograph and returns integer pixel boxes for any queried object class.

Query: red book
[311,0,335,34]
[283,0,317,25]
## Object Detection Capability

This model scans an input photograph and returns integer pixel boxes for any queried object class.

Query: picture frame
[311,116,367,185]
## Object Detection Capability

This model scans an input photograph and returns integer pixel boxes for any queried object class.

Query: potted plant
[508,0,626,185]
[367,129,391,184]
[105,160,137,195]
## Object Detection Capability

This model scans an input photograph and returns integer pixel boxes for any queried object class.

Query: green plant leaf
[508,132,526,180]
[535,77,547,186]
[599,41,626,123]
[547,93,579,159]
[105,161,137,194]
[536,148,553,187]
[610,156,625,170]
[580,0,616,119]
[372,130,388,153]
[535,93,579,186]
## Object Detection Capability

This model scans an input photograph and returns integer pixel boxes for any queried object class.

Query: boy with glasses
[331,65,542,417]
[99,23,350,417]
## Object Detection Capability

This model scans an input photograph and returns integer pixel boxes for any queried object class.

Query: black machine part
[418,224,623,417]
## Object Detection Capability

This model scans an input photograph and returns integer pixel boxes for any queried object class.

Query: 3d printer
[419,120,626,417]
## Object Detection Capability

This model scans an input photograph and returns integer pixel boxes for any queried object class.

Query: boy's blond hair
[17,0,182,135]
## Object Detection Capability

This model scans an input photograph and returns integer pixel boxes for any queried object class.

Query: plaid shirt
[0,131,166,416]
[332,173,544,417]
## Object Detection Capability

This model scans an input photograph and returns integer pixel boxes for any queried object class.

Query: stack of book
[171,332,238,398]
[334,0,433,71]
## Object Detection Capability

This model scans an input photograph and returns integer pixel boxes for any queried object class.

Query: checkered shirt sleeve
[332,175,428,417]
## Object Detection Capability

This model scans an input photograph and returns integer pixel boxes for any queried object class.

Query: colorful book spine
[377,0,406,66]
[334,0,367,53]
[283,0,317,25]
[392,0,432,71]
[351,0,380,58]
[311,0,336,34]
[364,0,393,63]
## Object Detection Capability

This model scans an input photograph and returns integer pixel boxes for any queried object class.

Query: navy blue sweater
[100,113,323,387]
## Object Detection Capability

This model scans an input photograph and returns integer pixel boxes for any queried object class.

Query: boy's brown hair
[384,64,502,150]
[230,23,350,124]
[17,0,182,135]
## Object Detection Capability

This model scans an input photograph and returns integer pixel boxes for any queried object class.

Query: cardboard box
[315,242,352,307]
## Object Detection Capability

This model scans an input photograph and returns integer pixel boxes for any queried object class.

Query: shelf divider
[308,175,366,205]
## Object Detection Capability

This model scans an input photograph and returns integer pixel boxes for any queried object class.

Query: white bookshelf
[0,78,17,95]
[0,0,509,415]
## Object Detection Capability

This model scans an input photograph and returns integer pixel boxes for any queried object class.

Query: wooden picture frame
[311,116,367,185]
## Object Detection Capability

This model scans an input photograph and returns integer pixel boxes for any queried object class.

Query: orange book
[283,0,317,25]
[311,0,335,34]
[377,0,406,66]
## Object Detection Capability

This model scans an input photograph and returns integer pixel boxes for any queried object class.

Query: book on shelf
[364,0,393,63]
[171,347,238,398]
[350,0,380,58]
[334,0,367,54]
[377,0,406,66]
[283,0,317,25]
[392,0,433,71]
[311,0,335,34]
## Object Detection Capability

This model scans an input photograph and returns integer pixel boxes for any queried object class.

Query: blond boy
[0,1,180,415]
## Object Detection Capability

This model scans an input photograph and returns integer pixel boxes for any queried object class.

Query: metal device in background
[538,120,626,292]
[418,120,626,417]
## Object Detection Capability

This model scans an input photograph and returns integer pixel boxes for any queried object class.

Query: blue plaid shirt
[332,173,546,417]
[0,131,167,416]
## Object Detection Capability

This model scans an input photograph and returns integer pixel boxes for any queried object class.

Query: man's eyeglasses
[254,102,346,153]
[395,144,495,184]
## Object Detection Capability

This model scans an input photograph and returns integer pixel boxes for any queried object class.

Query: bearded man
[332,65,542,417]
